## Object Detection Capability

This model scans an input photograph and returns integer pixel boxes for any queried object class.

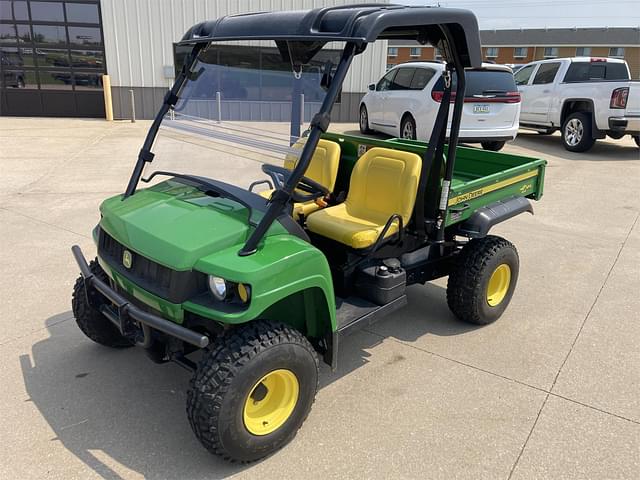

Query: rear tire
[187,320,319,463]
[72,259,134,348]
[481,141,506,152]
[400,114,417,140]
[562,112,595,152]
[447,236,519,325]
[359,104,372,134]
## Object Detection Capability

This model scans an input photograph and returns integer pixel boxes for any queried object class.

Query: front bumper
[608,116,640,134]
[72,245,209,348]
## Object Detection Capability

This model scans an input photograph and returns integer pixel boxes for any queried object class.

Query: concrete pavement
[0,118,638,479]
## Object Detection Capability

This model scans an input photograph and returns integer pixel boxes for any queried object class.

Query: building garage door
[0,0,105,117]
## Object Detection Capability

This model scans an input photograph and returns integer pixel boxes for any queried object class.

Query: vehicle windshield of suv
[431,69,518,98]
[146,41,341,203]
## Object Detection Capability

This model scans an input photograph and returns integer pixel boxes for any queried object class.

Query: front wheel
[562,112,595,152]
[481,140,506,152]
[447,236,519,325]
[187,320,319,463]
[71,259,134,348]
[400,114,417,140]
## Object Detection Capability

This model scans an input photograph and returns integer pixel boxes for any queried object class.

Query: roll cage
[122,4,482,256]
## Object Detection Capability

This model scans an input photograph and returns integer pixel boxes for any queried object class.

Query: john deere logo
[122,250,133,269]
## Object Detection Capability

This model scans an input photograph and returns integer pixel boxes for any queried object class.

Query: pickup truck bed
[323,132,546,226]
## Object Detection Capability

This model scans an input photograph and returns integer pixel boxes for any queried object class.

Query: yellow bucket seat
[259,139,341,220]
[306,147,422,249]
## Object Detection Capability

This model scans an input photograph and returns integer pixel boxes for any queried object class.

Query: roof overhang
[178,5,482,68]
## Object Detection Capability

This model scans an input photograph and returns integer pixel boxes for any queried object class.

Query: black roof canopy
[179,4,482,68]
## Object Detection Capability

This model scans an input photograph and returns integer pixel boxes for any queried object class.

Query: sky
[401,0,640,30]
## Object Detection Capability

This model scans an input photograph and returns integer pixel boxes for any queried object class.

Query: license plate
[473,104,490,114]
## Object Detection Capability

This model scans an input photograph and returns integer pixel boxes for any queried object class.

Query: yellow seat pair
[259,138,341,220]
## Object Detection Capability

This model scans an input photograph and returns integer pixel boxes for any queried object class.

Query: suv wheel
[562,112,595,152]
[481,141,506,152]
[359,104,372,134]
[400,114,416,140]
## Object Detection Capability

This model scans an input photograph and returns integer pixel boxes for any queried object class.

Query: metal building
[0,0,389,120]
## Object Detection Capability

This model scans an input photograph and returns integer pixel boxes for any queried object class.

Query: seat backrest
[345,147,422,224]
[284,139,341,192]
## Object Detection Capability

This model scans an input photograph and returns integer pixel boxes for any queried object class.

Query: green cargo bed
[322,132,546,226]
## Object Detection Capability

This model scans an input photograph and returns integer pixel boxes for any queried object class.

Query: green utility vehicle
[71,5,546,462]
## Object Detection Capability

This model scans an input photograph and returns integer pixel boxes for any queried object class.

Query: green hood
[99,181,278,270]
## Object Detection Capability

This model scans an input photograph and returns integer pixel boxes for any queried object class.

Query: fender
[455,196,533,238]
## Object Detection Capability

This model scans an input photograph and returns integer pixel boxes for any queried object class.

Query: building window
[434,48,442,59]
[388,47,398,57]
[513,47,528,58]
[609,47,625,58]
[543,47,558,58]
[485,47,499,58]
[409,47,421,57]
[576,47,592,56]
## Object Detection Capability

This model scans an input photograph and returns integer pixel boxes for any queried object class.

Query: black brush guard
[71,245,210,349]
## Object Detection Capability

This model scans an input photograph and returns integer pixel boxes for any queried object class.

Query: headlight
[208,276,227,301]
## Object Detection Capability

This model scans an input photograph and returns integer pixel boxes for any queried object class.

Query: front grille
[98,227,206,303]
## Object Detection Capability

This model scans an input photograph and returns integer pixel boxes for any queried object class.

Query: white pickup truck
[514,57,640,151]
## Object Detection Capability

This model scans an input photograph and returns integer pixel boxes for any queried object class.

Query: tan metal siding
[100,0,389,92]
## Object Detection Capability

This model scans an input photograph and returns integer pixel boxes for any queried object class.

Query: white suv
[359,62,521,151]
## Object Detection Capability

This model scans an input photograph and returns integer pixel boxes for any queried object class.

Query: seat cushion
[306,147,421,249]
[306,203,400,249]
[258,189,320,220]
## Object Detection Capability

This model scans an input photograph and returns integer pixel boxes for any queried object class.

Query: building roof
[389,27,640,47]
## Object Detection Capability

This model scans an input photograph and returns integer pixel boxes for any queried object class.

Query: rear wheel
[481,140,506,151]
[562,112,595,152]
[447,236,519,325]
[71,259,134,348]
[187,320,318,463]
[359,104,372,134]
[400,114,417,140]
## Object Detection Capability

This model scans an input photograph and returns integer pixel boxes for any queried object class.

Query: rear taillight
[431,91,521,103]
[501,91,521,103]
[610,87,629,109]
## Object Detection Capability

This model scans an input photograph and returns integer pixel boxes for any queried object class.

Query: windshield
[145,41,342,199]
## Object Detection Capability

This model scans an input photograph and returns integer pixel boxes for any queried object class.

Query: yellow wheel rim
[486,264,511,307]
[243,369,299,436]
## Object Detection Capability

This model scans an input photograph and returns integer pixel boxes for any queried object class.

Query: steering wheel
[261,164,329,203]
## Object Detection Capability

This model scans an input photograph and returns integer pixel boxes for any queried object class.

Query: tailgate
[625,82,640,118]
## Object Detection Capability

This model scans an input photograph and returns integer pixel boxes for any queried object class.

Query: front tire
[447,236,519,325]
[481,140,506,151]
[562,112,595,152]
[71,259,134,348]
[359,104,372,134]
[400,114,417,140]
[187,320,319,463]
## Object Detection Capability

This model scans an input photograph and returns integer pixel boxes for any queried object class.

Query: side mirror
[368,83,375,91]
